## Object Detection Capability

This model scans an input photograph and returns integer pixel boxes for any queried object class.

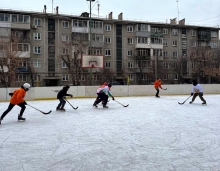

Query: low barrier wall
[0,84,220,101]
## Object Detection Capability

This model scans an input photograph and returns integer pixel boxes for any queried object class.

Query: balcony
[135,56,151,60]
[150,32,163,37]
[15,67,28,73]
[136,67,151,73]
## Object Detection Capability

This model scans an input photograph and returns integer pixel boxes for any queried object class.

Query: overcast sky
[1,0,220,27]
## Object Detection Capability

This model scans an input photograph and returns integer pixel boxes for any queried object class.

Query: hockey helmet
[23,83,31,91]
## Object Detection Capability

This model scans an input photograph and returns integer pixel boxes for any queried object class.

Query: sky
[0,95,220,170]
[0,0,220,27]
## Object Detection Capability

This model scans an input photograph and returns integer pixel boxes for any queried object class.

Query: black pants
[191,93,206,103]
[1,102,26,120]
[155,88,159,97]
[94,93,108,105]
[57,98,66,109]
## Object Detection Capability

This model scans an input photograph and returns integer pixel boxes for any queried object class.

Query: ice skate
[60,108,66,111]
[155,96,160,98]
[202,101,206,105]
[18,115,26,121]
[103,105,108,108]
[93,102,98,108]
[56,107,60,111]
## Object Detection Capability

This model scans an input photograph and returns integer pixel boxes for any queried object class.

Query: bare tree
[190,46,220,83]
[0,33,26,87]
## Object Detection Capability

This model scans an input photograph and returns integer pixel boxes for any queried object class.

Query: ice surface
[0,95,220,171]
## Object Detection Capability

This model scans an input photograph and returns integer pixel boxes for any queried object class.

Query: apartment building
[0,7,219,87]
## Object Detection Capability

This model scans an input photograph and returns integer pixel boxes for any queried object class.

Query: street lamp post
[87,0,95,85]
[148,44,157,80]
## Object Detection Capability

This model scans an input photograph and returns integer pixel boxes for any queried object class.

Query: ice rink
[0,95,220,171]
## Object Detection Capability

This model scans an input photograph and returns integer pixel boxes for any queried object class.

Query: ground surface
[0,95,220,171]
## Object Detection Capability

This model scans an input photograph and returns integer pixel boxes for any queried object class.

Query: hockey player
[93,83,115,108]
[154,79,163,97]
[189,80,206,105]
[0,83,31,124]
[56,85,73,111]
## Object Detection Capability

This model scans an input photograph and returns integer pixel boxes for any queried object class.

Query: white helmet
[23,83,31,90]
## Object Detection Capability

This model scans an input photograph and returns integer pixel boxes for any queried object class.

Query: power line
[190,15,220,23]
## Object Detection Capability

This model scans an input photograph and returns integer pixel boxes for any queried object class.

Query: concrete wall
[0,84,220,101]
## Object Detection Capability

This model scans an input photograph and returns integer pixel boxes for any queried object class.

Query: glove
[9,93,14,97]
[199,92,203,96]
[23,101,27,105]
[191,93,193,96]
[112,97,115,100]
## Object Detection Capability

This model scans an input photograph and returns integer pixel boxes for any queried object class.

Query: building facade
[0,7,219,87]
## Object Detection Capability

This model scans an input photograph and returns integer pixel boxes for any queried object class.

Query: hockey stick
[27,104,52,114]
[65,99,78,110]
[162,88,167,90]
[114,99,129,107]
[178,95,192,105]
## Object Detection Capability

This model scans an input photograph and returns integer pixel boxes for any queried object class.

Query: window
[163,29,168,34]
[72,20,87,27]
[191,41,196,47]
[128,74,134,81]
[172,52,178,57]
[62,48,69,54]
[105,49,111,56]
[105,37,111,44]
[163,74,168,80]
[211,31,217,37]
[62,21,69,28]
[163,39,168,46]
[62,75,69,81]
[12,14,17,22]
[163,51,168,57]
[164,63,169,69]
[0,13,10,22]
[191,30,196,36]
[192,62,195,69]
[105,24,111,31]
[34,18,41,26]
[127,50,133,56]
[173,62,178,69]
[174,74,178,80]
[16,43,29,52]
[128,62,134,68]
[92,34,104,42]
[127,38,133,44]
[127,26,133,32]
[81,74,85,81]
[139,74,147,80]
[34,75,40,82]
[62,34,69,42]
[33,60,41,68]
[172,40,178,46]
[105,62,111,68]
[62,61,68,68]
[172,29,178,35]
[33,47,41,54]
[210,42,217,48]
[16,74,27,82]
[90,21,103,29]
[151,37,162,44]
[151,28,159,33]
[95,49,101,55]
[18,60,27,68]
[137,37,148,44]
[137,24,148,31]
[33,32,41,40]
